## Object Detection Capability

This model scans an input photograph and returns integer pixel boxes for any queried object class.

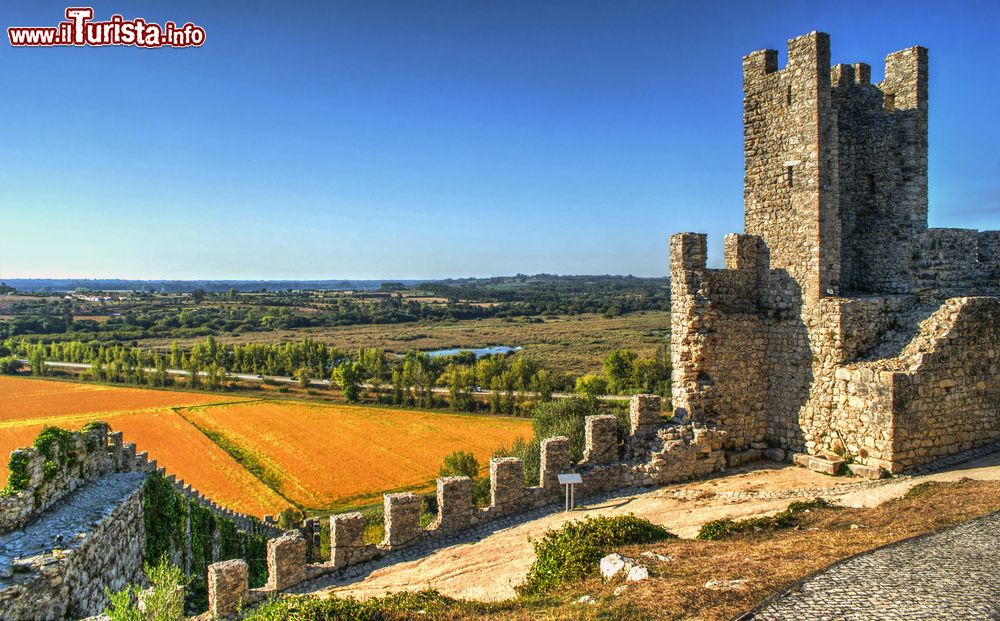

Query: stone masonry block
[629,394,661,438]
[329,512,365,568]
[584,415,619,464]
[265,533,306,591]
[490,457,524,511]
[434,476,473,532]
[381,492,422,548]
[207,559,248,618]
[539,436,571,491]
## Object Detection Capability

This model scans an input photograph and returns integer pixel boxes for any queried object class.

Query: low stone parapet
[207,559,248,618]
[381,493,423,549]
[584,415,619,464]
[265,533,306,591]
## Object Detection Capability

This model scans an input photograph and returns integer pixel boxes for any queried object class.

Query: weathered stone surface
[266,533,306,591]
[670,32,1000,474]
[490,458,524,512]
[539,436,572,492]
[599,553,649,582]
[584,415,619,464]
[434,477,473,532]
[329,512,366,568]
[630,394,662,438]
[807,456,845,476]
[848,463,885,479]
[208,559,248,618]
[381,493,422,549]
[765,447,787,462]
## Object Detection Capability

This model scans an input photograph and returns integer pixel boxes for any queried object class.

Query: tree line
[0,337,669,415]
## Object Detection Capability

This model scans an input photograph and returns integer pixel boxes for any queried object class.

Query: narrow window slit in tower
[785,165,794,188]
[786,84,792,106]
[866,174,876,194]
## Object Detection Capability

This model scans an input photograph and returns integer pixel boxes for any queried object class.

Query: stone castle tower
[670,32,1000,472]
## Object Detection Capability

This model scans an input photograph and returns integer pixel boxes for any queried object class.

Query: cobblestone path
[0,471,146,583]
[750,510,1000,620]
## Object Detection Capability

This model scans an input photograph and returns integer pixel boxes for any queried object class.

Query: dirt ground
[311,453,1000,602]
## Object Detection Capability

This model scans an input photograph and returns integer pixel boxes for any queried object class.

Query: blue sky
[1,0,998,279]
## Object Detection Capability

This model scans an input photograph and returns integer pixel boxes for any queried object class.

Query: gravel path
[750,510,1000,620]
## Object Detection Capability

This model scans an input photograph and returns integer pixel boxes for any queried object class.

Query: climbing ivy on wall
[1,424,90,497]
[142,472,267,612]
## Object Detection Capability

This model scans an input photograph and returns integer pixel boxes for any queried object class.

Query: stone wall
[0,423,279,619]
[206,395,729,615]
[0,478,146,620]
[1,422,122,534]
[670,31,1000,474]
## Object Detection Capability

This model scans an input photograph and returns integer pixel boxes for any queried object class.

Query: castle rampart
[672,31,1000,473]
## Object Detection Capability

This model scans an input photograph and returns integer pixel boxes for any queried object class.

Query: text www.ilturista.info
[8,7,205,48]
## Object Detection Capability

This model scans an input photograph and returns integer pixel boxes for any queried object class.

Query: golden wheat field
[178,400,533,510]
[0,376,287,516]
[0,376,532,516]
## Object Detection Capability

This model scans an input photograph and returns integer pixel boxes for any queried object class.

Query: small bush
[905,481,938,499]
[518,514,675,595]
[105,557,187,621]
[0,356,22,375]
[242,589,461,620]
[697,497,833,541]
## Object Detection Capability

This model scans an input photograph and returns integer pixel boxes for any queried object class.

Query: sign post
[557,473,582,512]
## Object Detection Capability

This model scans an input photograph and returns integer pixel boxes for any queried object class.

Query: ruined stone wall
[889,298,1000,468]
[207,396,729,615]
[669,233,769,448]
[0,423,120,534]
[0,476,146,620]
[672,31,1000,475]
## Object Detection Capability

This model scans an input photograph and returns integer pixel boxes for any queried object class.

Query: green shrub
[105,557,187,621]
[0,356,22,375]
[518,514,675,595]
[697,497,832,541]
[241,589,467,620]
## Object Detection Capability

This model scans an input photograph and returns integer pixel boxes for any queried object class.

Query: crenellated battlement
[204,395,730,617]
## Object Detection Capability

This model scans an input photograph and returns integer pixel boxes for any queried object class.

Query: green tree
[295,367,311,388]
[603,348,638,394]
[104,557,187,621]
[0,356,21,375]
[332,361,365,402]
[438,450,479,479]
[574,374,608,396]
[443,364,476,411]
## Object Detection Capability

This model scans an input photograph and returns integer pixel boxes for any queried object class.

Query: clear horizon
[3,0,999,280]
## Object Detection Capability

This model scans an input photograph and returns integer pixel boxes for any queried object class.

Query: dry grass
[565,478,1000,621]
[139,311,670,376]
[178,400,533,511]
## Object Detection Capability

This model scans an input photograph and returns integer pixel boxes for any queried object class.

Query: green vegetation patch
[697,498,834,541]
[142,472,268,613]
[241,589,510,621]
[518,514,676,595]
